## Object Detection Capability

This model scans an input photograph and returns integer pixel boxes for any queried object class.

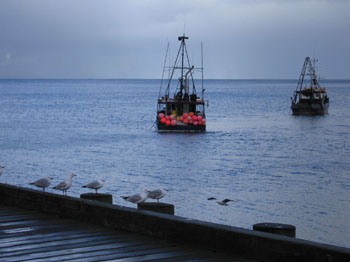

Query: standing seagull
[121,189,148,204]
[30,176,53,192]
[147,188,168,203]
[0,165,4,176]
[53,173,76,196]
[82,179,105,194]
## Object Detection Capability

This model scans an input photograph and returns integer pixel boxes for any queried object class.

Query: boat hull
[291,102,329,115]
[157,121,206,133]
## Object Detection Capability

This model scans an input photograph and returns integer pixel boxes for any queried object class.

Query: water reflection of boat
[156,35,206,132]
[291,57,329,115]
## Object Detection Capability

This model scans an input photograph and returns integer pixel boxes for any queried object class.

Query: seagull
[53,173,76,196]
[30,176,53,192]
[121,189,148,204]
[0,165,4,176]
[208,197,234,206]
[147,188,168,202]
[82,179,105,194]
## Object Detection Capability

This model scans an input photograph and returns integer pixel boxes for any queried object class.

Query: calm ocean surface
[0,79,349,247]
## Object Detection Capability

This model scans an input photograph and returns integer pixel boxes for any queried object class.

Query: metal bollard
[253,222,296,237]
[80,193,113,204]
[137,202,174,215]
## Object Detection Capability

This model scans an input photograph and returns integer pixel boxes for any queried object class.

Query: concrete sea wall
[0,183,349,262]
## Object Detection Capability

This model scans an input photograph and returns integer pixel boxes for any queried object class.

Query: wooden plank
[0,228,106,244]
[0,236,143,259]
[0,223,93,238]
[2,241,152,262]
[61,247,193,262]
[0,210,38,216]
[0,233,134,252]
[0,204,260,262]
[0,223,78,238]
[0,230,130,248]
[0,214,46,222]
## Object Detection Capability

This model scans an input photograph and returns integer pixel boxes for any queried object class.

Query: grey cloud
[0,0,349,79]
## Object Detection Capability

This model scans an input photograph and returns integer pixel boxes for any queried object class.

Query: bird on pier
[30,176,53,192]
[53,173,76,196]
[207,197,234,206]
[147,188,168,202]
[121,189,148,204]
[82,179,105,194]
[0,165,4,176]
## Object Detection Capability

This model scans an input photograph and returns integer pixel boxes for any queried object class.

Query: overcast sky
[0,0,349,79]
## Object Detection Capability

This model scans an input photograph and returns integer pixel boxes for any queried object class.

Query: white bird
[82,179,105,194]
[208,197,234,206]
[30,176,53,192]
[53,173,76,196]
[0,165,4,176]
[147,188,168,202]
[121,189,148,204]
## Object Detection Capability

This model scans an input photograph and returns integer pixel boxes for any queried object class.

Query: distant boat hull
[291,102,329,115]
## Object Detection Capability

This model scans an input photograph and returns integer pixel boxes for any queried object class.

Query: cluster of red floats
[158,112,206,126]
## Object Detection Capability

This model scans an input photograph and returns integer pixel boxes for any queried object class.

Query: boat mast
[296,57,309,92]
[201,42,204,101]
[308,58,321,89]
[181,36,186,88]
[158,42,170,99]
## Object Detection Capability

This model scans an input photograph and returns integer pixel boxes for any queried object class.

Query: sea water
[0,79,349,248]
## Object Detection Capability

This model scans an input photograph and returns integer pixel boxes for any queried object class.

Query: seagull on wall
[121,189,148,204]
[53,173,76,196]
[30,176,53,192]
[82,179,105,194]
[147,188,168,202]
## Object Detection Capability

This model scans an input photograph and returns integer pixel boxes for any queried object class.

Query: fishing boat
[156,35,206,132]
[291,57,329,115]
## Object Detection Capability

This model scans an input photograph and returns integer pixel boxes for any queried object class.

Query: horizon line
[1,78,349,81]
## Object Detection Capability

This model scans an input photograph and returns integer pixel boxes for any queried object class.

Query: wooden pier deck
[0,204,254,262]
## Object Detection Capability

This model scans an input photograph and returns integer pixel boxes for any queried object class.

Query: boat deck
[0,204,257,262]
